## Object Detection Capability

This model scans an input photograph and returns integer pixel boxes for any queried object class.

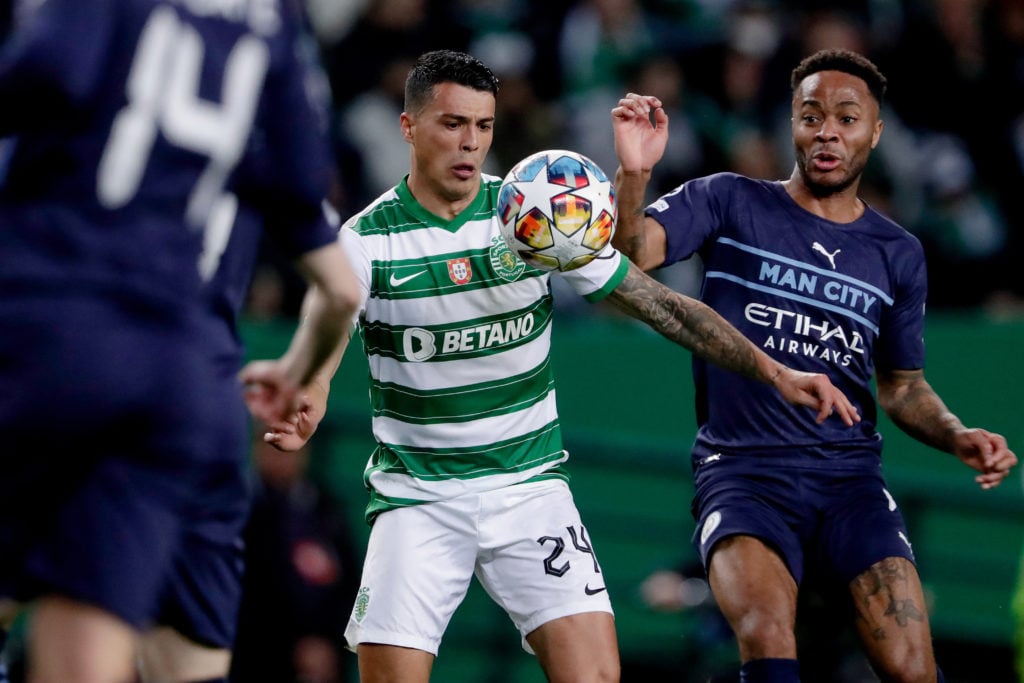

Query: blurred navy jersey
[0,0,338,309]
[647,173,927,467]
[0,0,337,628]
[203,195,266,366]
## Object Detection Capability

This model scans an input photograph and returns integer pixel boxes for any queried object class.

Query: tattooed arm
[876,368,1017,489]
[606,261,860,426]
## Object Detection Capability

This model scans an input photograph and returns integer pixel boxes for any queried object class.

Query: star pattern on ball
[528,164,611,270]
[513,171,580,221]
[533,211,593,268]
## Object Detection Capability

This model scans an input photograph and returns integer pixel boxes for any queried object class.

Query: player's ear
[871,118,883,150]
[400,112,414,143]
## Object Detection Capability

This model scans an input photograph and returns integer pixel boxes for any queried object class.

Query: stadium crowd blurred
[254,0,1024,321]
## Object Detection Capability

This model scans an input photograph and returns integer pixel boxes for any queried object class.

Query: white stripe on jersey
[372,391,560,450]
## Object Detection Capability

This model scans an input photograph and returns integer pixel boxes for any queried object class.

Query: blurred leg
[137,626,230,682]
[29,596,135,683]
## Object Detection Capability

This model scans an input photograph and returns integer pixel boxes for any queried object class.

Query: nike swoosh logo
[584,584,607,595]
[389,270,427,287]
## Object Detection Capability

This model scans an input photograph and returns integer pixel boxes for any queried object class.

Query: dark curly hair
[405,50,500,115]
[790,49,887,105]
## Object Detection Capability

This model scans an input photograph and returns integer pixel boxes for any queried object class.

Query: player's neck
[782,176,865,224]
[406,173,479,221]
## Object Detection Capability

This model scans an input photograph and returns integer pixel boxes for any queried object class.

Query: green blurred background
[243,311,1024,683]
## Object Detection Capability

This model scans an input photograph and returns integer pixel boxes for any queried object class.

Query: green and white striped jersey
[340,175,629,523]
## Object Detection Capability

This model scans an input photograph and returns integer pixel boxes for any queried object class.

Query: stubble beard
[797,154,864,199]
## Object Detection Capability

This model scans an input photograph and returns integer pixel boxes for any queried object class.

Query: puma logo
[812,242,840,269]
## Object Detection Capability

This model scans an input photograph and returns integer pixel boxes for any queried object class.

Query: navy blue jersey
[648,173,927,466]
[0,0,338,629]
[202,195,266,367]
[0,0,337,310]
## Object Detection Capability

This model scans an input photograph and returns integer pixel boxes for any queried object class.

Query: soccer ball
[496,149,616,272]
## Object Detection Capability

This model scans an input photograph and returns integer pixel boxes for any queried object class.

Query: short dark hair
[405,50,500,114]
[790,49,887,105]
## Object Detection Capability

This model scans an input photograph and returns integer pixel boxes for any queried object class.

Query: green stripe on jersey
[363,469,570,525]
[371,245,540,301]
[369,421,566,480]
[371,356,555,423]
[583,254,630,302]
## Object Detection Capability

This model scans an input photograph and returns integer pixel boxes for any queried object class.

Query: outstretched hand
[611,93,669,174]
[950,428,1017,490]
[773,367,861,426]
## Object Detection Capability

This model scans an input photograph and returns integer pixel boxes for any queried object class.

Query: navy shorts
[0,294,242,630]
[153,354,252,648]
[154,458,250,648]
[690,453,916,585]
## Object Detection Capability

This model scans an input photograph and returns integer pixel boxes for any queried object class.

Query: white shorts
[344,479,614,655]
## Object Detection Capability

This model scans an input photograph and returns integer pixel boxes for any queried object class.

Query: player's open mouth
[812,152,841,171]
[452,164,476,179]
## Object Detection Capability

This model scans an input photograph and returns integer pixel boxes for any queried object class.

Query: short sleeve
[557,243,629,303]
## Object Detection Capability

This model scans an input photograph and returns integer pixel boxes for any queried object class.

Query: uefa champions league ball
[496,149,616,272]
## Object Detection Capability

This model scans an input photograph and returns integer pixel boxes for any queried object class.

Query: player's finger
[984,434,1012,467]
[976,470,1009,489]
[814,395,832,424]
[986,449,1017,473]
[615,102,646,119]
[832,391,860,427]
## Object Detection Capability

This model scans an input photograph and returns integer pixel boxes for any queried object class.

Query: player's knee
[872,644,936,683]
[592,656,620,683]
[136,627,231,683]
[548,658,619,683]
[733,612,796,658]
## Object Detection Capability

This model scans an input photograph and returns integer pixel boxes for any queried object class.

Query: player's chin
[443,172,479,198]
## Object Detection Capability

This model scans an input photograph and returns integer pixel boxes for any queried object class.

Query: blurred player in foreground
[611,48,1017,682]
[263,49,858,683]
[0,1,358,682]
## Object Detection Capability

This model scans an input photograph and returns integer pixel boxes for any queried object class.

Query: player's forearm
[607,262,764,380]
[612,167,656,269]
[289,245,360,387]
[292,290,353,390]
[280,298,348,389]
[878,371,964,453]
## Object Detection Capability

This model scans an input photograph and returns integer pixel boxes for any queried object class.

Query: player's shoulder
[678,172,773,201]
[172,0,293,35]
[861,204,924,252]
[476,173,504,214]
[702,171,773,193]
[343,186,406,237]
